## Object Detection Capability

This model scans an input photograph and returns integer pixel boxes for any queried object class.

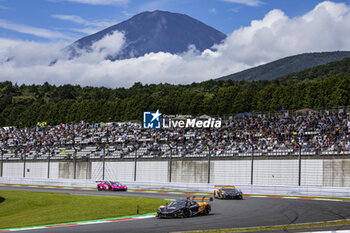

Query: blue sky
[1,0,350,87]
[0,0,347,42]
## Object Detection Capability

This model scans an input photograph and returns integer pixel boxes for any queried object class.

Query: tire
[183,208,191,218]
[97,186,103,191]
[204,206,211,215]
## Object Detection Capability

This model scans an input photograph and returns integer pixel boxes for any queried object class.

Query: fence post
[169,147,172,183]
[102,146,105,181]
[86,155,89,180]
[298,143,302,186]
[251,146,254,185]
[0,149,3,177]
[23,151,26,178]
[134,147,137,182]
[47,149,51,179]
[73,148,77,180]
[208,148,211,184]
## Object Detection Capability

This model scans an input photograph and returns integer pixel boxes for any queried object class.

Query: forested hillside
[217,51,350,81]
[1,58,350,127]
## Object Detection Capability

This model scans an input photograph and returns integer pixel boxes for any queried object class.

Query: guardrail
[1,177,350,198]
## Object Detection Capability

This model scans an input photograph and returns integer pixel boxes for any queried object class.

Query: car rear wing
[187,196,213,202]
[214,185,236,189]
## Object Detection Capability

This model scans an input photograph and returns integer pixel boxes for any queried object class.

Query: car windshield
[168,201,186,208]
[110,182,121,185]
[222,188,236,192]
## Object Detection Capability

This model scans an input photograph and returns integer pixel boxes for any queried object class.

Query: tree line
[1,58,350,127]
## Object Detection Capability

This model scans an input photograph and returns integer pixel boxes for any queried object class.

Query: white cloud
[52,14,118,34]
[52,14,118,28]
[209,8,217,14]
[138,0,171,12]
[1,1,350,87]
[72,30,125,63]
[0,19,71,39]
[66,27,105,35]
[222,0,263,7]
[214,1,350,65]
[60,0,128,5]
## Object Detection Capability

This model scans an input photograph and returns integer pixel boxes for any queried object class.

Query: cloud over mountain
[1,1,350,87]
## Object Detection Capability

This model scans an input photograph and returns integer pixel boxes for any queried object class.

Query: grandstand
[1,108,350,160]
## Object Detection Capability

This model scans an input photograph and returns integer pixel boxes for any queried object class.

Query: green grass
[0,190,167,229]
[185,219,350,233]
[244,194,350,201]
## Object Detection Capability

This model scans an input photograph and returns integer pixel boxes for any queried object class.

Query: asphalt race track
[1,186,350,233]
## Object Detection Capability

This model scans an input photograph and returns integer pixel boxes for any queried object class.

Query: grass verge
[244,193,350,201]
[0,190,167,229]
[183,219,350,233]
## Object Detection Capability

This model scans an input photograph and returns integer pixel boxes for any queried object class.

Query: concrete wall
[253,160,299,186]
[3,162,23,178]
[91,161,135,181]
[323,159,350,187]
[49,162,59,179]
[302,159,323,186]
[58,161,91,180]
[24,162,48,179]
[171,161,208,183]
[211,160,251,185]
[137,161,168,182]
[91,162,103,181]
[1,158,350,187]
[105,161,134,181]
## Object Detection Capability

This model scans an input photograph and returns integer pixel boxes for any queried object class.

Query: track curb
[0,213,154,232]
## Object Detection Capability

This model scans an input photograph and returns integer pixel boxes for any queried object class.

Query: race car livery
[213,185,243,199]
[156,196,212,218]
[97,181,127,191]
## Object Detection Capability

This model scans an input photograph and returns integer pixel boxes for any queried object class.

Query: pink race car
[97,181,127,191]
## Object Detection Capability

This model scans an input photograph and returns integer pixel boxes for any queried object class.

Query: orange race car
[213,185,243,199]
[156,196,212,218]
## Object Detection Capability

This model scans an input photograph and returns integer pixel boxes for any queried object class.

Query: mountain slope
[217,51,350,81]
[69,10,226,60]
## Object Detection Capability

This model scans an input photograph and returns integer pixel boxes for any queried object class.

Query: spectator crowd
[1,109,350,159]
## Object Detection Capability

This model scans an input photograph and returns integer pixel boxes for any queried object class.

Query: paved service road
[1,186,350,233]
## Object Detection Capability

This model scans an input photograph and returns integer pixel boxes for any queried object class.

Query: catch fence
[1,143,349,187]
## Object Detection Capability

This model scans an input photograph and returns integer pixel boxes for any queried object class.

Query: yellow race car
[156,196,212,218]
[214,185,243,199]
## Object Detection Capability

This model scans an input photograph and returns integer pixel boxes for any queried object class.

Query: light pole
[167,139,174,183]
[250,140,254,185]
